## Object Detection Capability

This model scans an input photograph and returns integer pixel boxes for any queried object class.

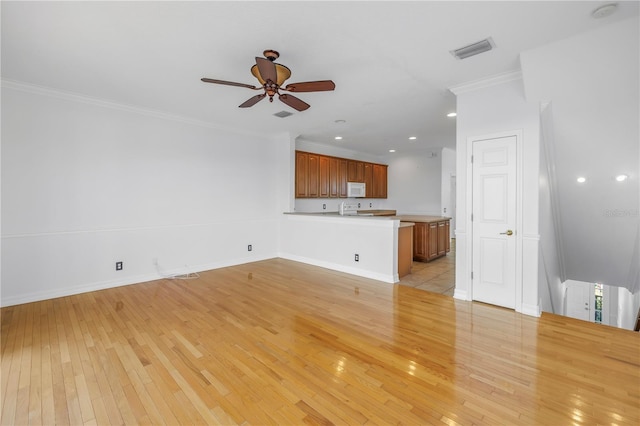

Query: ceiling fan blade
[279,94,310,111]
[255,57,277,83]
[201,78,259,90]
[239,94,266,108]
[283,80,336,93]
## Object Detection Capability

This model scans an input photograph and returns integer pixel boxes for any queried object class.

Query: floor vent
[451,37,495,60]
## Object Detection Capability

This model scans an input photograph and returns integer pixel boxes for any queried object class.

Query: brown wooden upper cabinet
[295,151,387,199]
[295,151,320,198]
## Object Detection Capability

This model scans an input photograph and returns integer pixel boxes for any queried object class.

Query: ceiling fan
[201,50,335,112]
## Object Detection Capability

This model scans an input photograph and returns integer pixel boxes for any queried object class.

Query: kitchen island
[281,212,406,283]
[396,215,451,262]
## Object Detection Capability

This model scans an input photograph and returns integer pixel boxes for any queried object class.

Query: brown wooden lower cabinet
[398,224,413,278]
[411,219,451,262]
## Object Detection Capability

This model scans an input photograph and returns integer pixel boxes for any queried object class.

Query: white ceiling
[3,1,638,156]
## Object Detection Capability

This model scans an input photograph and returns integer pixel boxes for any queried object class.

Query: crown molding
[448,70,523,95]
[1,79,265,139]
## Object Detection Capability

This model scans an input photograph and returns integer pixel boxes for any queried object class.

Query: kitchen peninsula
[279,212,450,284]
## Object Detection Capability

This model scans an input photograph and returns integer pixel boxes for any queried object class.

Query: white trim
[1,78,264,138]
[453,288,468,300]
[449,70,523,95]
[520,303,542,317]
[278,252,397,283]
[0,254,275,307]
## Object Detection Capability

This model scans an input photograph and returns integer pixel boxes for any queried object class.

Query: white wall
[440,147,456,237]
[520,17,639,291]
[452,75,541,316]
[385,151,442,215]
[279,214,399,283]
[618,286,640,330]
[1,84,282,306]
[538,104,563,314]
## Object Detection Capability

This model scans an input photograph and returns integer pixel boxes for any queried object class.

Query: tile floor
[397,239,456,296]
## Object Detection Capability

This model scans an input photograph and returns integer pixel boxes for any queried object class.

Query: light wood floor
[398,239,456,296]
[2,258,639,425]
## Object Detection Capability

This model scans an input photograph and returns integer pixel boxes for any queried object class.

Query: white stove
[339,202,359,215]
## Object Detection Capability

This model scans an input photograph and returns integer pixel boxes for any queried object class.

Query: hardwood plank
[1,258,639,424]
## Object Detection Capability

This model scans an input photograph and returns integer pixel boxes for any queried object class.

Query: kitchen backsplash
[294,198,380,213]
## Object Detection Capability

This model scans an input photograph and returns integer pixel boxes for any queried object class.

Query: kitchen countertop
[356,210,397,216]
[284,212,447,223]
[395,215,451,223]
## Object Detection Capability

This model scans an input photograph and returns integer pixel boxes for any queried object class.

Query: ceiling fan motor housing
[263,50,280,61]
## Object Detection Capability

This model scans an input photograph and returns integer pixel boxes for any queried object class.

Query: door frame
[464,130,524,312]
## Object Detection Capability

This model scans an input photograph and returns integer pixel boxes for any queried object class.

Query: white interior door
[565,282,591,321]
[472,136,517,308]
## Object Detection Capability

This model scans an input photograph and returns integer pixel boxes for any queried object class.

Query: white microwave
[347,182,366,197]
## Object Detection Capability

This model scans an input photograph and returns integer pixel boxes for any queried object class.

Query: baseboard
[0,254,277,307]
[519,303,542,317]
[453,288,469,300]
[278,252,396,283]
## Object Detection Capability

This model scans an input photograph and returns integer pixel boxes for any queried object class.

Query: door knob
[500,230,513,236]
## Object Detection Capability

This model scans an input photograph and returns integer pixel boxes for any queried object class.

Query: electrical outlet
[248,244,252,251]
[354,254,359,262]
[369,203,372,207]
[116,261,123,271]
[358,202,361,208]
[323,203,326,210]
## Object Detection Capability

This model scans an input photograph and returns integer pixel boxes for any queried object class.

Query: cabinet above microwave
[295,151,387,199]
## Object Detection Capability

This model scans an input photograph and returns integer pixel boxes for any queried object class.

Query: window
[594,283,603,324]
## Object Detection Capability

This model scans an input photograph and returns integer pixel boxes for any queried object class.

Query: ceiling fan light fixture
[451,37,495,60]
[251,63,291,86]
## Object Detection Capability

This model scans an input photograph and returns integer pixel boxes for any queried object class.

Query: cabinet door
[295,152,308,198]
[428,223,439,259]
[372,164,388,198]
[308,154,319,197]
[445,220,451,252]
[364,163,373,197]
[356,162,365,182]
[338,159,348,197]
[437,221,447,256]
[347,160,358,182]
[319,156,330,198]
[380,165,388,198]
[329,157,339,198]
[413,223,428,261]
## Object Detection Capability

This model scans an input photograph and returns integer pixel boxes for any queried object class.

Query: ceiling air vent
[274,110,293,118]
[451,37,495,60]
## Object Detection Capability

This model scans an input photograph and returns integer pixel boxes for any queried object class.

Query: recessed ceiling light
[334,136,343,140]
[592,3,618,19]
[389,149,396,153]
[447,112,457,117]
[577,177,586,183]
[616,174,628,182]
[408,136,417,140]
[335,119,346,124]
